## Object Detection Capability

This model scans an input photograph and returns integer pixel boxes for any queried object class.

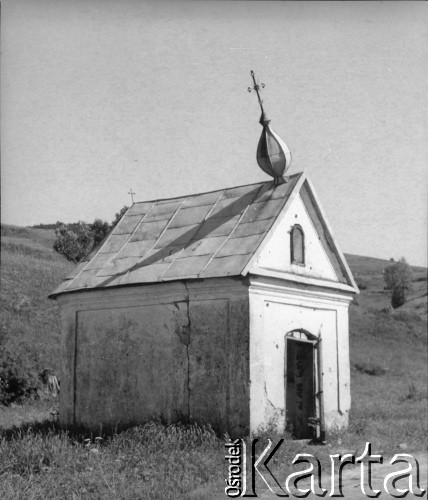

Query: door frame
[284,329,324,440]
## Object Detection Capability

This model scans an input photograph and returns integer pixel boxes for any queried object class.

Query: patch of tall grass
[0,420,225,500]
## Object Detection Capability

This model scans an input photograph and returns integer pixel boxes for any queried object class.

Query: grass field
[0,224,75,404]
[0,224,426,499]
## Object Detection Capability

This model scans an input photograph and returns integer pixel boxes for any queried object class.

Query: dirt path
[202,452,427,499]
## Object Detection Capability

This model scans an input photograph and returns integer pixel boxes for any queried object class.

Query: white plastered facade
[247,191,355,435]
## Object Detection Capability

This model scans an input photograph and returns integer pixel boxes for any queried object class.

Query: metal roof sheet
[50,173,303,297]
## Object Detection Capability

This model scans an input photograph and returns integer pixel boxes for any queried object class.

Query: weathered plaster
[57,278,249,433]
[248,275,353,435]
[73,301,189,428]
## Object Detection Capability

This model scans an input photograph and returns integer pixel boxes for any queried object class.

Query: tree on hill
[53,221,94,263]
[90,218,111,247]
[53,206,129,263]
[384,257,413,308]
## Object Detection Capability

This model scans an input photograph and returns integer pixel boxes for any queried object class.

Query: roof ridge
[130,172,303,206]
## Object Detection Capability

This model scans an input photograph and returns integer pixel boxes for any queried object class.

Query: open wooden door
[285,337,316,439]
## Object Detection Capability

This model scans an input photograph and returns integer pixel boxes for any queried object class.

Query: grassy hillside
[0,225,75,402]
[346,253,427,319]
[0,224,426,499]
[344,253,427,454]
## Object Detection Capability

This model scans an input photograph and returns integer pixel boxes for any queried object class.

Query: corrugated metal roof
[50,173,303,297]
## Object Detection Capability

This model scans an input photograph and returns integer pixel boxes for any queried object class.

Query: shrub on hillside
[383,257,413,308]
[53,221,94,263]
[53,206,129,263]
[90,219,111,247]
[0,354,38,406]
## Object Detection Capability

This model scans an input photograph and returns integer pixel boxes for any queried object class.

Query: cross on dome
[248,71,292,185]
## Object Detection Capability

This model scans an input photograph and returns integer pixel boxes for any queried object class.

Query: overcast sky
[2,1,427,266]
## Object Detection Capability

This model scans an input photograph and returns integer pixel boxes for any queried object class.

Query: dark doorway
[285,337,316,439]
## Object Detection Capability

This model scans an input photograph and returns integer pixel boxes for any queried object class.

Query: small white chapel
[50,71,358,438]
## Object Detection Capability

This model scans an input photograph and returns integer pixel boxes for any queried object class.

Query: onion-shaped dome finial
[248,70,292,185]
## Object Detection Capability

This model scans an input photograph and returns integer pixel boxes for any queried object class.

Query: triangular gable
[243,174,358,293]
